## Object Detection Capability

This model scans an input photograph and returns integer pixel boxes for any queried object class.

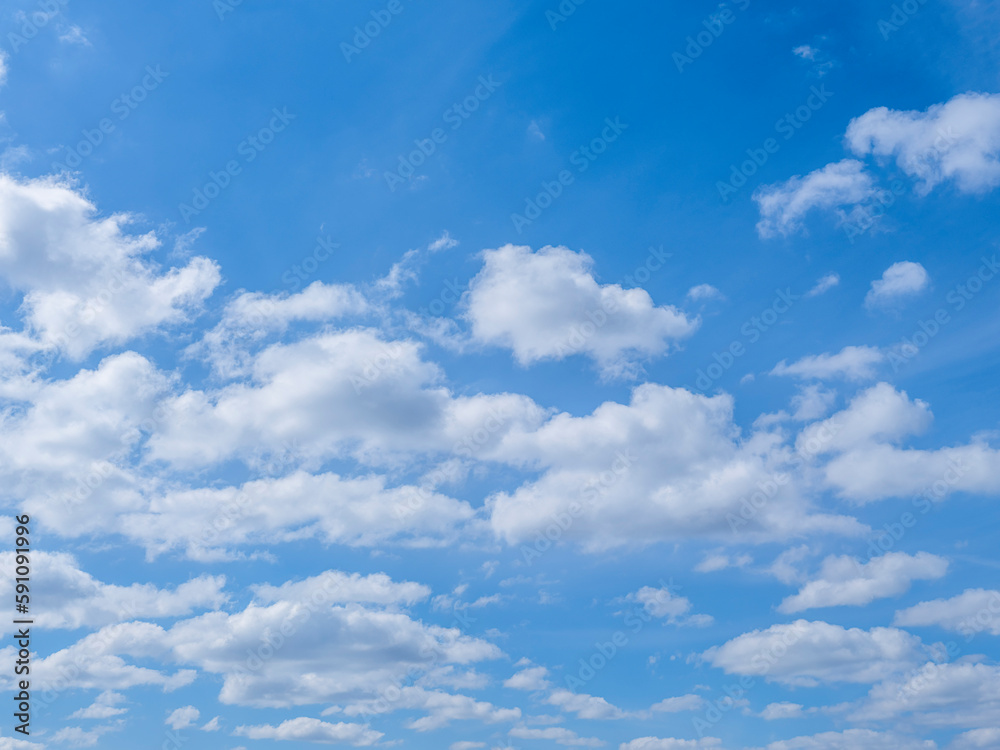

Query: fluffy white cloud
[627,585,713,626]
[846,92,1000,194]
[619,739,723,750]
[777,552,949,613]
[864,262,930,309]
[771,345,884,381]
[342,686,520,731]
[754,160,875,238]
[749,729,937,749]
[70,691,127,720]
[121,470,477,559]
[546,689,627,720]
[759,702,804,720]
[509,725,604,747]
[894,589,1000,636]
[854,662,1000,728]
[0,175,220,359]
[489,383,863,549]
[704,620,929,686]
[650,695,704,712]
[805,273,840,298]
[463,245,696,378]
[233,717,382,746]
[165,705,199,730]
[694,553,753,573]
[504,665,551,691]
[949,728,1000,748]
[147,328,547,469]
[190,281,369,378]
[0,552,226,632]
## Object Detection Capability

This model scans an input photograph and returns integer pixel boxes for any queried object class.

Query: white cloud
[233,717,383,746]
[70,691,127,720]
[846,92,1000,194]
[704,620,929,686]
[854,662,1000,728]
[504,665,551,691]
[894,589,1000,635]
[865,261,930,309]
[342,686,520,731]
[165,705,199,730]
[805,273,840,298]
[489,383,864,549]
[627,585,713,627]
[790,385,837,421]
[619,739,724,750]
[759,702,804,720]
[509,725,604,747]
[650,695,705,712]
[749,729,937,749]
[949,728,1000,748]
[464,245,696,379]
[0,552,226,632]
[694,553,752,573]
[754,160,876,238]
[545,689,627,720]
[687,284,724,301]
[777,552,949,613]
[771,346,884,381]
[451,743,487,750]
[189,281,368,378]
[0,175,220,359]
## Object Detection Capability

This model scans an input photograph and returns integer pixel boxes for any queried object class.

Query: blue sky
[1,1,1000,748]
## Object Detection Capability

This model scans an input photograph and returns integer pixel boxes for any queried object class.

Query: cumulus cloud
[846,92,1000,194]
[489,383,863,549]
[704,620,930,686]
[464,245,696,378]
[754,160,876,238]
[0,175,220,359]
[233,717,383,746]
[627,584,713,626]
[70,691,127,720]
[805,273,840,298]
[748,729,937,749]
[777,552,949,613]
[619,739,724,750]
[865,261,930,309]
[165,706,199,730]
[0,552,226,632]
[894,589,1000,635]
[504,665,551,691]
[509,725,603,747]
[771,345,884,381]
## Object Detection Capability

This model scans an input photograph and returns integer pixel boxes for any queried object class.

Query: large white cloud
[233,717,383,746]
[864,261,930,309]
[489,383,863,549]
[753,160,875,238]
[846,92,1000,194]
[0,174,220,359]
[777,552,949,613]
[463,245,696,378]
[703,620,930,686]
[0,551,226,632]
[894,589,1000,636]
